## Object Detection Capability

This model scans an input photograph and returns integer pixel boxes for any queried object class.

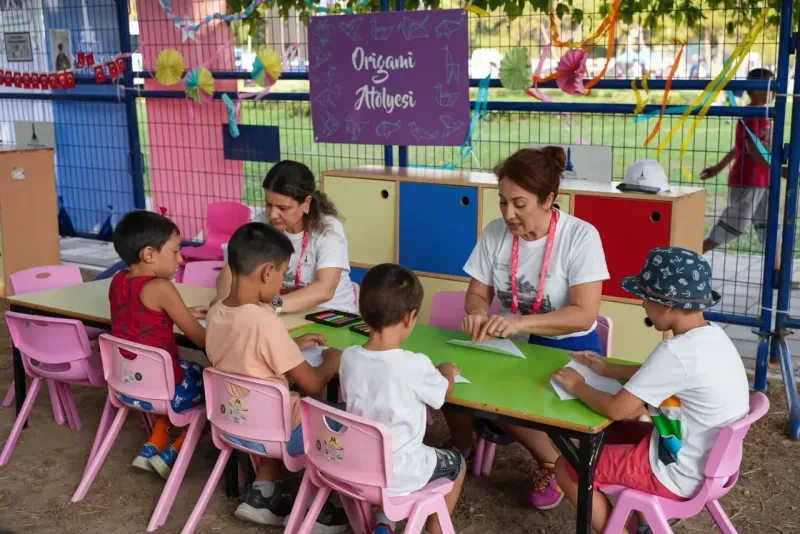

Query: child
[701,68,774,253]
[551,247,750,533]
[110,211,208,478]
[340,263,465,534]
[205,222,348,533]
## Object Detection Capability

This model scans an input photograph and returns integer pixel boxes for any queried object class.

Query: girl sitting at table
[444,146,610,511]
[109,211,208,479]
[215,160,357,314]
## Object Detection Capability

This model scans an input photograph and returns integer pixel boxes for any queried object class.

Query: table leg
[575,432,606,534]
[225,449,240,498]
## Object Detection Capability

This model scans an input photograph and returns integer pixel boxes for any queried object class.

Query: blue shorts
[115,360,205,413]
[528,328,604,356]
[285,402,347,457]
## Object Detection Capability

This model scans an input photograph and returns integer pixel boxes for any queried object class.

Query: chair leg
[360,500,376,532]
[181,447,233,534]
[482,442,497,476]
[706,500,737,534]
[432,497,456,534]
[61,384,82,431]
[46,380,66,426]
[0,378,42,466]
[147,413,207,531]
[297,487,331,534]
[340,496,368,534]
[2,380,14,407]
[86,398,116,469]
[473,438,485,476]
[403,498,439,534]
[285,472,320,534]
[72,405,129,502]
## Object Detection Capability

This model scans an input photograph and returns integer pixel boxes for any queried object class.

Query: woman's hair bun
[540,145,567,175]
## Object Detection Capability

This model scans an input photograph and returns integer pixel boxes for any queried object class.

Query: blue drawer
[349,266,369,285]
[399,183,478,277]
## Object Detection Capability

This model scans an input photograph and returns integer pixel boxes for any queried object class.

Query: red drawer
[573,196,673,299]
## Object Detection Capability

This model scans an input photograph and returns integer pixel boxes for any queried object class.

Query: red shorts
[564,421,681,500]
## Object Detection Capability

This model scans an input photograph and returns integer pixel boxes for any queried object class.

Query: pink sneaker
[528,468,564,510]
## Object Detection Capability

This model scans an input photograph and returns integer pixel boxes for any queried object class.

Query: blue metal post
[752,0,794,392]
[114,0,146,209]
[395,0,408,167]
[381,0,394,166]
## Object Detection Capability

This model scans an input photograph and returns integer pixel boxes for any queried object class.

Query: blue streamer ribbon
[222,94,240,138]
[725,90,771,164]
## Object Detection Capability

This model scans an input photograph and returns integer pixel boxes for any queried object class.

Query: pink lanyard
[510,210,559,315]
[281,230,310,295]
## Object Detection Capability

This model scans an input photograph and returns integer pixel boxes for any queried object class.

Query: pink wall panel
[140,0,243,238]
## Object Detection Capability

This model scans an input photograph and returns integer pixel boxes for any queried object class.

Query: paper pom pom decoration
[555,49,588,95]
[499,48,531,91]
[252,48,282,88]
[155,49,184,86]
[184,67,214,103]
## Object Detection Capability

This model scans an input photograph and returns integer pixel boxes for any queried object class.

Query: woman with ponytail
[444,146,610,511]
[216,160,357,314]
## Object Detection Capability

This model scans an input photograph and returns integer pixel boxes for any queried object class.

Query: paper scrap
[446,338,526,358]
[454,374,471,384]
[197,319,207,327]
[550,360,623,401]
[301,346,326,367]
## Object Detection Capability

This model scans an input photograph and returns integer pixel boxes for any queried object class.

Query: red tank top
[109,270,184,384]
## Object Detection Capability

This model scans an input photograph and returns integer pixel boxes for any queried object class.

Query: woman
[216,160,357,314]
[444,146,609,511]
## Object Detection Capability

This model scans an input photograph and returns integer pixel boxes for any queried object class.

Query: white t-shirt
[624,323,749,498]
[463,213,610,339]
[254,212,356,313]
[340,346,449,496]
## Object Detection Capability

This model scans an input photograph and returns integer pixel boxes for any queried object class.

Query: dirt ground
[0,300,799,533]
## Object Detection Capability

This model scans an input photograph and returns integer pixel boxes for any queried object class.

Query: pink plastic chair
[180,202,252,262]
[181,369,306,534]
[181,261,226,289]
[3,265,105,427]
[72,334,207,532]
[0,312,106,466]
[284,398,455,534]
[472,313,614,478]
[428,291,501,331]
[601,392,770,534]
[352,282,360,309]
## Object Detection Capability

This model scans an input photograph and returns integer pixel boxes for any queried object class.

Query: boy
[110,211,208,478]
[551,247,750,533]
[340,263,465,534]
[701,68,774,253]
[205,222,348,533]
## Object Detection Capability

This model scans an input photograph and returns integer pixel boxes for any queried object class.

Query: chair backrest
[429,291,501,331]
[301,398,392,504]
[204,367,298,463]
[596,314,613,357]
[182,261,225,289]
[98,334,176,415]
[206,203,252,246]
[8,264,83,295]
[5,311,102,386]
[704,392,769,482]
[352,282,360,309]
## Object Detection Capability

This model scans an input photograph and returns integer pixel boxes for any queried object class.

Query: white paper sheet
[197,319,207,328]
[454,374,471,384]
[446,338,526,358]
[301,346,327,367]
[550,360,623,401]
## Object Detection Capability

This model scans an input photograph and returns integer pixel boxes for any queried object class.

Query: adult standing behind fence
[215,160,358,314]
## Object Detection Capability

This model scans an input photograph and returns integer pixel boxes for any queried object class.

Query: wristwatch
[271,295,283,315]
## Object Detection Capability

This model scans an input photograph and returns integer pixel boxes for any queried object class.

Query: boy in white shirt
[551,247,750,533]
[339,263,465,534]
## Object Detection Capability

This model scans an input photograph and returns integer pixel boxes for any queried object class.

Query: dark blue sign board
[222,125,281,162]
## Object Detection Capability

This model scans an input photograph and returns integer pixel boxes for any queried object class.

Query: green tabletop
[294,323,615,434]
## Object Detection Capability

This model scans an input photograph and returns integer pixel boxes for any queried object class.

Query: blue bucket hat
[621,247,721,310]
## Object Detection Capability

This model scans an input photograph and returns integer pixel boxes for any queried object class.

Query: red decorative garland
[0,54,127,91]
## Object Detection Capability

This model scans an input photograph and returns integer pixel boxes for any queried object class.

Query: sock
[376,512,396,529]
[170,430,187,452]
[252,480,276,497]
[146,417,171,451]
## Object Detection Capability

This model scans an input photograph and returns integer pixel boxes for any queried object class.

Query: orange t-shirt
[206,302,305,427]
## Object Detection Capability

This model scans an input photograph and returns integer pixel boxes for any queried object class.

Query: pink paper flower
[555,49,589,95]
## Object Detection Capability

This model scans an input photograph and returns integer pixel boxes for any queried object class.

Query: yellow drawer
[481,188,571,231]
[324,176,396,265]
[417,276,470,325]
[599,300,664,363]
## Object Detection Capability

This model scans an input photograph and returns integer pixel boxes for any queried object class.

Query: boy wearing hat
[551,247,749,533]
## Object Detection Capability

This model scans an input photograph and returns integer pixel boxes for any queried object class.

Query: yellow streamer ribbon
[632,72,650,114]
[465,4,489,16]
[656,9,769,180]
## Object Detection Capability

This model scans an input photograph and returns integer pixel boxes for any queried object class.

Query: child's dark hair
[747,68,775,81]
[360,263,424,331]
[262,160,341,235]
[113,210,179,266]
[227,222,294,275]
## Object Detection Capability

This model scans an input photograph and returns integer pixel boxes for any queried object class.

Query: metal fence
[0,0,798,436]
